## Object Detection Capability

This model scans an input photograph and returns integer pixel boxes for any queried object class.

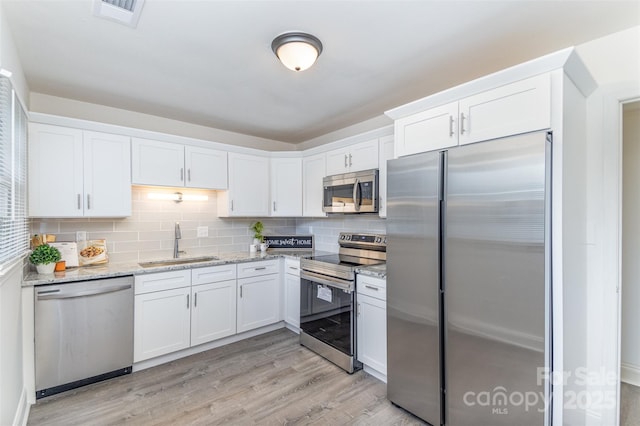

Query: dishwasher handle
[36,284,132,300]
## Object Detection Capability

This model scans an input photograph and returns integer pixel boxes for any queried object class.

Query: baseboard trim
[621,362,640,386]
[133,322,285,372]
[13,387,30,426]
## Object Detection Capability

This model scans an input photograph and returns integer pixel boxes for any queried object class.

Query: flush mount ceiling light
[271,32,323,72]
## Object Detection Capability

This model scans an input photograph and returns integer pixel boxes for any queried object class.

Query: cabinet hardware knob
[344,154,348,168]
[231,200,234,211]
[194,292,197,307]
[255,267,267,271]
[188,169,191,182]
[273,201,276,212]
[186,294,190,309]
[180,168,184,181]
[77,194,81,210]
[87,194,91,210]
[460,113,466,135]
[365,285,379,291]
[240,285,243,298]
[349,153,352,167]
[449,115,455,137]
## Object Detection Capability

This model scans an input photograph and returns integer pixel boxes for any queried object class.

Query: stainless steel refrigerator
[386,131,551,426]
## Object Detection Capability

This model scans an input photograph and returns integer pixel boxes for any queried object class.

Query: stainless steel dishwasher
[35,276,134,399]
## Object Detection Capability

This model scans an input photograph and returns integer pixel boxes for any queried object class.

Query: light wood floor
[621,382,640,426]
[27,328,425,425]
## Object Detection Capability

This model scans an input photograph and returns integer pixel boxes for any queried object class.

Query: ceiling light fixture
[271,32,323,72]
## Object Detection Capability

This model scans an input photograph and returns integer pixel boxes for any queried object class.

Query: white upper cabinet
[325,139,379,176]
[218,153,269,217]
[378,135,395,218]
[132,138,227,189]
[302,152,326,217]
[395,102,459,157]
[270,157,302,217]
[394,73,552,156]
[29,123,131,218]
[184,146,228,189]
[458,73,551,146]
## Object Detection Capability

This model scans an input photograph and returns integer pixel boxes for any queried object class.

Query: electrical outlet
[76,231,87,242]
[197,226,208,238]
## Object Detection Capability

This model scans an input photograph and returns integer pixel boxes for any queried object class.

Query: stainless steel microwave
[322,169,379,214]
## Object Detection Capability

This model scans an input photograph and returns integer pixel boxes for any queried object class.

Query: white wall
[0,3,30,425]
[29,93,297,152]
[622,104,640,386]
[577,25,640,426]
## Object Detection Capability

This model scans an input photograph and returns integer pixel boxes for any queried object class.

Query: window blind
[0,76,29,272]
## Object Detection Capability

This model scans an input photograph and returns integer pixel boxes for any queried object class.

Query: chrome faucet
[174,222,182,258]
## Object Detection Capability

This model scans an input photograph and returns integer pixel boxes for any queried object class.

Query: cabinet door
[185,146,227,189]
[349,139,379,172]
[83,131,131,217]
[134,287,191,362]
[191,280,237,346]
[131,138,185,187]
[221,153,269,216]
[459,73,551,146]
[302,153,326,217]
[395,101,458,157]
[237,274,280,333]
[325,147,350,176]
[378,135,395,218]
[28,123,84,217]
[284,273,300,329]
[270,157,302,216]
[357,293,387,375]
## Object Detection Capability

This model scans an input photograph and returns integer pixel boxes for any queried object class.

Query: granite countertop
[355,263,387,279]
[22,250,326,287]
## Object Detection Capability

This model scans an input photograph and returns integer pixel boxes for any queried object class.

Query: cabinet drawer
[284,258,301,277]
[191,264,237,285]
[237,259,279,278]
[135,270,191,295]
[357,275,386,301]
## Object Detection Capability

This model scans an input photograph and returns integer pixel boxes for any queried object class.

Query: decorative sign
[263,235,314,251]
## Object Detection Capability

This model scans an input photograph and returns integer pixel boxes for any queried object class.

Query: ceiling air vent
[93,0,145,28]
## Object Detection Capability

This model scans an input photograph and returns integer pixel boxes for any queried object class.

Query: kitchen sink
[138,256,219,268]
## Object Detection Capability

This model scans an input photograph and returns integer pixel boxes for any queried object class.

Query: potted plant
[250,221,264,244]
[30,244,62,274]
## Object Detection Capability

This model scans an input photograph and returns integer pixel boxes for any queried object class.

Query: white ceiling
[3,1,639,144]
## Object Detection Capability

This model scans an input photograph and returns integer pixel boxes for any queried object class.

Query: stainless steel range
[299,232,386,373]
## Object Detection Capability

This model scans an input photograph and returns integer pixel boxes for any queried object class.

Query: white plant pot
[249,244,257,253]
[260,243,268,252]
[36,263,56,274]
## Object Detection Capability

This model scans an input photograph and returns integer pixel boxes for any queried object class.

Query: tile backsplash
[30,187,387,263]
[30,187,296,263]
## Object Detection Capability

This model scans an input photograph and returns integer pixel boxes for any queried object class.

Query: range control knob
[340,235,346,240]
[375,237,382,243]
[346,235,351,241]
[383,238,387,245]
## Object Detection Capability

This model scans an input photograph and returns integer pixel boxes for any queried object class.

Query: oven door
[299,271,356,356]
[322,170,378,214]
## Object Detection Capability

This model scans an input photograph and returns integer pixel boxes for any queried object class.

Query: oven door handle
[301,270,354,293]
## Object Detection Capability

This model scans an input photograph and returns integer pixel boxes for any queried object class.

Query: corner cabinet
[378,135,395,218]
[270,157,302,216]
[325,139,379,176]
[302,152,327,217]
[28,123,131,218]
[218,153,269,217]
[131,138,228,189]
[394,73,551,157]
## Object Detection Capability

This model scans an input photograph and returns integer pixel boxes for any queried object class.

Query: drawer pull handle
[365,285,379,291]
[289,267,298,270]
[254,267,267,271]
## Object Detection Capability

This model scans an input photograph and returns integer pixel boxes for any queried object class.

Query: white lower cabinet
[191,279,237,346]
[237,274,281,333]
[357,275,387,378]
[134,286,191,362]
[283,258,300,330]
